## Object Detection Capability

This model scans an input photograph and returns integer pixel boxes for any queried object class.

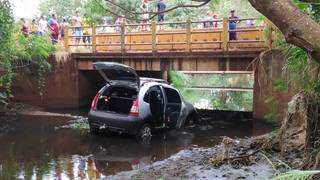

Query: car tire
[186,111,199,126]
[89,126,100,135]
[137,124,152,140]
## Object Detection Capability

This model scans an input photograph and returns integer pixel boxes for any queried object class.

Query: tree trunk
[248,0,320,62]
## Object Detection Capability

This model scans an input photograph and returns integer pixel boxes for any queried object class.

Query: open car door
[148,86,165,127]
[163,87,183,128]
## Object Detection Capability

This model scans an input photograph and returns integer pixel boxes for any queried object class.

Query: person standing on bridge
[229,10,239,41]
[157,0,166,23]
[48,14,60,44]
[39,15,48,36]
[141,0,149,31]
[72,10,83,45]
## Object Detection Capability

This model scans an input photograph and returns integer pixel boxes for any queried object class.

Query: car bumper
[88,110,144,135]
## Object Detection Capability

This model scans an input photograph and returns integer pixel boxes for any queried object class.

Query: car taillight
[129,97,139,116]
[90,91,101,110]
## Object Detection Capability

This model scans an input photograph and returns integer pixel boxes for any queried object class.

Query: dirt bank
[109,140,275,180]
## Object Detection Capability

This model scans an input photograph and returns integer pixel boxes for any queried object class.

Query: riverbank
[110,138,276,180]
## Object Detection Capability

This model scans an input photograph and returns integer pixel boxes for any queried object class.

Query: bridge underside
[73,50,262,71]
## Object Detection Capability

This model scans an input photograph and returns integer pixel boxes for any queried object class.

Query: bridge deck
[64,18,268,55]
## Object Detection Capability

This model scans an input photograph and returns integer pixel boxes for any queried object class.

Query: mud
[110,142,275,180]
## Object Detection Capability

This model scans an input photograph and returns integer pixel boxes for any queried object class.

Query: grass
[273,170,320,180]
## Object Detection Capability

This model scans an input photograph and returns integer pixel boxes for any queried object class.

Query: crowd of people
[20,0,252,45]
[20,10,86,44]
[20,0,167,44]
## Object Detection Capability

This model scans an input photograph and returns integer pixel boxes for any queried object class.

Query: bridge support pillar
[162,70,168,81]
[253,50,296,123]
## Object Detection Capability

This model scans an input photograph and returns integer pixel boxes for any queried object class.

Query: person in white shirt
[39,15,48,36]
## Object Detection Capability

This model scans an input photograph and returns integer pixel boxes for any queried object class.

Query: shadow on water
[0,110,273,179]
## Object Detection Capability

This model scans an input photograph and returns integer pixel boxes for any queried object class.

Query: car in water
[88,62,198,139]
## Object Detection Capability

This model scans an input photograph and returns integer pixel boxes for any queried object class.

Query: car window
[164,88,181,103]
[143,86,161,103]
[143,90,150,103]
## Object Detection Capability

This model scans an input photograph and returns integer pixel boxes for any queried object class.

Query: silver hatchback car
[88,62,198,139]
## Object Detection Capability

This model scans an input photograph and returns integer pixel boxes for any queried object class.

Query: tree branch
[96,0,210,21]
[248,0,320,61]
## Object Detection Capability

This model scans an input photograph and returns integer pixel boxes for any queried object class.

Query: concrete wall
[253,50,296,122]
[12,54,254,109]
[13,55,80,109]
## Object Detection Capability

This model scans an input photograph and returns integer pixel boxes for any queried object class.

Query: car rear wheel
[137,124,152,140]
[89,125,100,135]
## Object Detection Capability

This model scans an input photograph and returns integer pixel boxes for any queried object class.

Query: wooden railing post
[151,21,157,54]
[64,25,69,52]
[186,19,192,52]
[222,17,229,51]
[121,23,126,55]
[92,25,97,53]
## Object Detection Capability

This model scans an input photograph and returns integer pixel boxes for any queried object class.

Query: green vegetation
[38,0,261,25]
[169,71,253,111]
[0,0,56,106]
[39,0,83,19]
[273,170,320,180]
[209,0,260,18]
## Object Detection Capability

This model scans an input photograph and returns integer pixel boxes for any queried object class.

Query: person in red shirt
[48,14,60,44]
[212,13,219,29]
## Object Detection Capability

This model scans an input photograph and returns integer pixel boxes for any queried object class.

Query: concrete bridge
[14,18,291,122]
[65,18,268,72]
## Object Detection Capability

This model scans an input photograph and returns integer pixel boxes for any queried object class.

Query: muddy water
[0,112,273,179]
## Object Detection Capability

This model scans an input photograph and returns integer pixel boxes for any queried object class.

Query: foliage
[81,0,261,26]
[209,0,261,18]
[0,0,56,106]
[260,0,320,94]
[169,71,253,111]
[39,0,83,19]
[0,0,16,106]
[273,170,320,180]
[13,33,56,96]
[281,44,320,93]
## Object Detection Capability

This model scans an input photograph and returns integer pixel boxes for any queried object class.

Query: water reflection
[0,115,272,179]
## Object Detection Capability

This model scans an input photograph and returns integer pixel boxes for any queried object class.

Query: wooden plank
[92,25,97,52]
[186,19,191,52]
[151,21,157,54]
[222,17,229,51]
[121,23,126,55]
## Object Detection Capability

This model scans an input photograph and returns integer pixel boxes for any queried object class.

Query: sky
[11,0,41,19]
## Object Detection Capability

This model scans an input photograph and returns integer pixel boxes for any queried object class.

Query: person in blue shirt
[229,10,239,41]
[157,0,166,23]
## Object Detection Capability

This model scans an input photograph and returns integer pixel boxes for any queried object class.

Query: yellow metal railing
[64,18,267,53]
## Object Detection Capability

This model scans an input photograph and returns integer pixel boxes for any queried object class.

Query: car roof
[140,77,168,86]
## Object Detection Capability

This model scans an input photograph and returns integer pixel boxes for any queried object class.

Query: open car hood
[93,62,140,88]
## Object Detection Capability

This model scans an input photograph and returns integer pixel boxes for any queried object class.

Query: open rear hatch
[93,62,140,88]
[93,62,140,115]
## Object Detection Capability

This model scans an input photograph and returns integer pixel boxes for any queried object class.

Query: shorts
[75,27,83,38]
[158,14,164,22]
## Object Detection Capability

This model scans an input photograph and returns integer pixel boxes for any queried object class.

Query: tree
[247,0,320,62]
[39,0,83,19]
[0,0,56,106]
